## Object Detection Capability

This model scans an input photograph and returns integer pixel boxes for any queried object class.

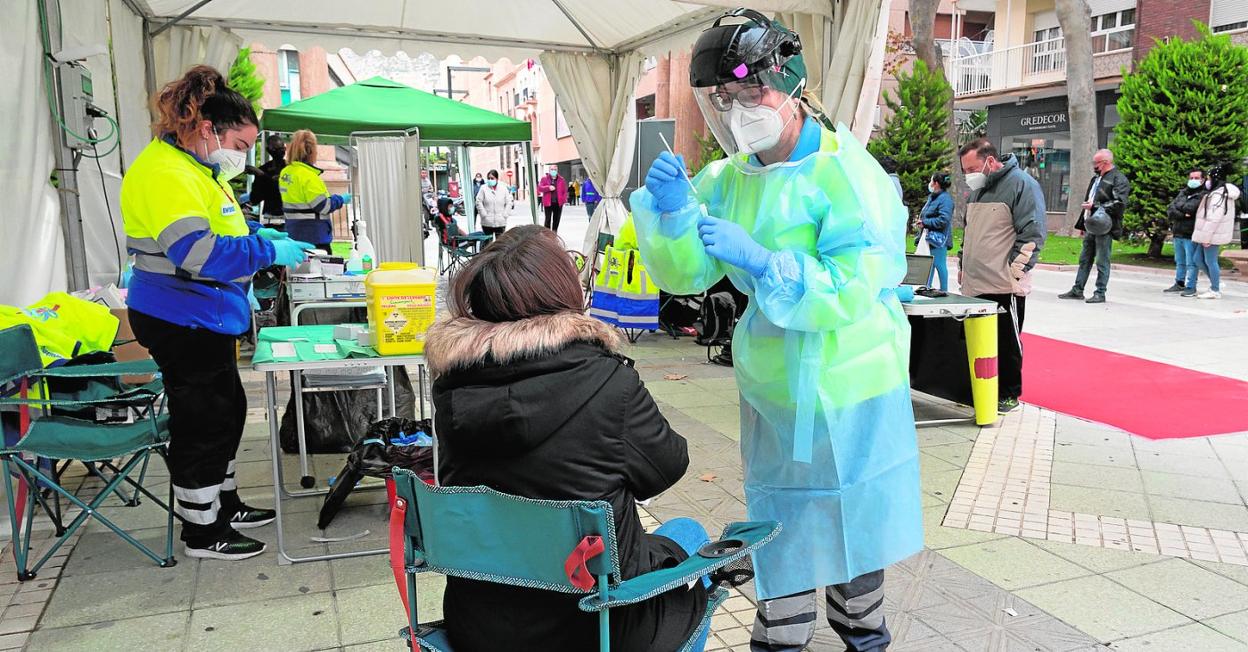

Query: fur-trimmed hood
[424,311,624,378]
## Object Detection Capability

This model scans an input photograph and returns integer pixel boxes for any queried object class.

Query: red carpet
[1020,334,1248,439]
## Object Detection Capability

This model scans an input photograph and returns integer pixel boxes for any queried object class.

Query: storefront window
[1003,134,1070,213]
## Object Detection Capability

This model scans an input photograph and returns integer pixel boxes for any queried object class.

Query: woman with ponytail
[120,65,314,560]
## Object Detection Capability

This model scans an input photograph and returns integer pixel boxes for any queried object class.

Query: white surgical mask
[965,172,987,191]
[929,184,939,194]
[207,132,247,181]
[726,83,802,155]
[1188,179,1203,189]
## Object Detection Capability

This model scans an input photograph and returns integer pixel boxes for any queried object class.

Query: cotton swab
[657,132,708,217]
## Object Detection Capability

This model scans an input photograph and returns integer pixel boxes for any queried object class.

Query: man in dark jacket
[1059,149,1131,303]
[1165,167,1207,293]
[242,134,286,222]
[958,138,1046,413]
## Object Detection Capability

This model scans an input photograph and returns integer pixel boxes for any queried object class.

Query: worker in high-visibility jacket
[280,129,351,253]
[121,65,314,562]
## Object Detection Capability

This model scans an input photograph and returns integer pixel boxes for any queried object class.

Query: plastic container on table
[365,263,437,356]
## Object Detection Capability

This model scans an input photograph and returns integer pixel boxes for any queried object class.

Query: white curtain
[540,51,645,265]
[0,1,66,305]
[356,134,424,266]
[821,0,888,142]
[152,25,242,89]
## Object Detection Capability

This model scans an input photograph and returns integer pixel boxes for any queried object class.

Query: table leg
[387,366,397,417]
[265,372,293,565]
[964,314,999,426]
[292,371,314,489]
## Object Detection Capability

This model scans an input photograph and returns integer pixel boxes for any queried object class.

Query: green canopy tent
[262,77,537,261]
[262,76,532,145]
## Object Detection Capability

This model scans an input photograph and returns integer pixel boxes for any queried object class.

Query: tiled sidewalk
[7,334,1248,650]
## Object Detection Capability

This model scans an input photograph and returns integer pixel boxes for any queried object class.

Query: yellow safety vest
[279,161,333,219]
[120,138,249,281]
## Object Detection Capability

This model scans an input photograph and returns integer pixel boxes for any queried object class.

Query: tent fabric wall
[0,2,65,305]
[152,25,241,89]
[540,51,645,262]
[355,135,424,266]
[821,0,887,141]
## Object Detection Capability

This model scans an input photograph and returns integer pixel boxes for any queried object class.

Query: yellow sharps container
[365,263,437,355]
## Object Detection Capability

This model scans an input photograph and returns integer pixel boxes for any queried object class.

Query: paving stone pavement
[8,324,1248,650]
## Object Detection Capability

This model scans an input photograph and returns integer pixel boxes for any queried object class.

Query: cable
[90,138,124,286]
[36,0,118,147]
[79,115,121,159]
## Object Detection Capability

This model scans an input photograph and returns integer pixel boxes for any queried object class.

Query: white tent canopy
[1,0,889,305]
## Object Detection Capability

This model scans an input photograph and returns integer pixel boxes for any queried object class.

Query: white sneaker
[1197,290,1222,300]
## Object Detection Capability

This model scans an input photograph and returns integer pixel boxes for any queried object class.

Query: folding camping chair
[432,198,492,276]
[387,468,780,651]
[0,325,176,580]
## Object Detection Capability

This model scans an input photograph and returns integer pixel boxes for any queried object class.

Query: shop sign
[1008,110,1069,134]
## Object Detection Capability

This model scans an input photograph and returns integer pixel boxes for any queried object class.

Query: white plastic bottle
[356,220,377,269]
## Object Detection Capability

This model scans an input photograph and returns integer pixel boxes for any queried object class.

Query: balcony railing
[945,35,1133,98]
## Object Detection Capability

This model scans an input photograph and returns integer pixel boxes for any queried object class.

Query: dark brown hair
[958,138,998,160]
[449,226,583,322]
[152,65,258,149]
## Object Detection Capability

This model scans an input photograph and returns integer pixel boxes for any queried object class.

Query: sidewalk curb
[1034,262,1247,284]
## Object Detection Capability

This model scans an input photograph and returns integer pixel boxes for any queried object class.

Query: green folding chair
[0,324,177,580]
[387,468,780,651]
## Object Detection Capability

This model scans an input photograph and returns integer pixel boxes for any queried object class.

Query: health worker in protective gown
[631,9,922,652]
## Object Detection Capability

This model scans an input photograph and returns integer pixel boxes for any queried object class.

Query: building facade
[943,0,1248,229]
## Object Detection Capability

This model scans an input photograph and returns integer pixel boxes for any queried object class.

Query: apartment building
[943,0,1248,225]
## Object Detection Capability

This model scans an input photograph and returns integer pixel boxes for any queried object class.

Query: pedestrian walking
[1059,149,1130,303]
[957,137,1046,413]
[581,176,601,217]
[569,178,579,205]
[1189,162,1241,299]
[1164,167,1206,293]
[538,165,568,232]
[474,169,513,238]
[919,171,954,290]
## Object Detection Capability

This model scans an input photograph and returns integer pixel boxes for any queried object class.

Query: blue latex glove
[698,215,772,277]
[644,151,690,213]
[247,285,261,311]
[272,239,316,268]
[257,227,289,241]
[239,192,251,204]
[894,286,916,303]
[341,192,353,204]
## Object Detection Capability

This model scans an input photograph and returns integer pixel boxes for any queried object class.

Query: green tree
[691,128,724,175]
[227,48,265,117]
[868,59,953,224]
[1115,23,1248,256]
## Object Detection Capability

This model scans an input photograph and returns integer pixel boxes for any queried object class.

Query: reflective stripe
[283,194,329,215]
[174,483,221,504]
[827,584,885,613]
[180,233,218,274]
[156,216,211,250]
[175,498,220,525]
[282,214,328,221]
[126,236,163,255]
[222,460,237,491]
[133,252,180,275]
[589,308,658,326]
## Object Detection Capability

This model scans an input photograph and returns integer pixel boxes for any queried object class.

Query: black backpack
[696,291,738,348]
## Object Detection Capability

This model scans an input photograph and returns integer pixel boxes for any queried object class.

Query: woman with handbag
[919,172,955,290]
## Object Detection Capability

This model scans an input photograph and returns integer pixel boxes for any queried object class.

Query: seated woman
[424,225,711,651]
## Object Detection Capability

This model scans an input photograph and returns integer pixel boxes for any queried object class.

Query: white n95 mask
[964,172,987,191]
[726,84,802,155]
[207,132,247,181]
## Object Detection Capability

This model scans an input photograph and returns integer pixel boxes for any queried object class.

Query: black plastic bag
[279,367,419,454]
[317,417,433,529]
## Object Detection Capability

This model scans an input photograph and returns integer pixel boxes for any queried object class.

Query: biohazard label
[377,293,435,347]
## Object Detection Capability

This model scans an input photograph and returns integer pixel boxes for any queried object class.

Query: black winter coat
[424,312,707,652]
[1167,186,1207,239]
[1075,167,1131,239]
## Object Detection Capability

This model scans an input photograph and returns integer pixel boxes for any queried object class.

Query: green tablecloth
[253,325,379,364]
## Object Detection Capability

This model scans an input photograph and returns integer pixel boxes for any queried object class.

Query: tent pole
[460,145,475,230]
[524,142,537,225]
[41,0,90,290]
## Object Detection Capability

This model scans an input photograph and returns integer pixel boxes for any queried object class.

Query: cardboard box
[110,308,155,384]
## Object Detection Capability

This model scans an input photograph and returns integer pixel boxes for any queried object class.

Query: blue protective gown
[632,120,923,599]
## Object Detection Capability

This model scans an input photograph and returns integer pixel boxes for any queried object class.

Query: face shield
[693,73,805,157]
[689,9,807,158]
